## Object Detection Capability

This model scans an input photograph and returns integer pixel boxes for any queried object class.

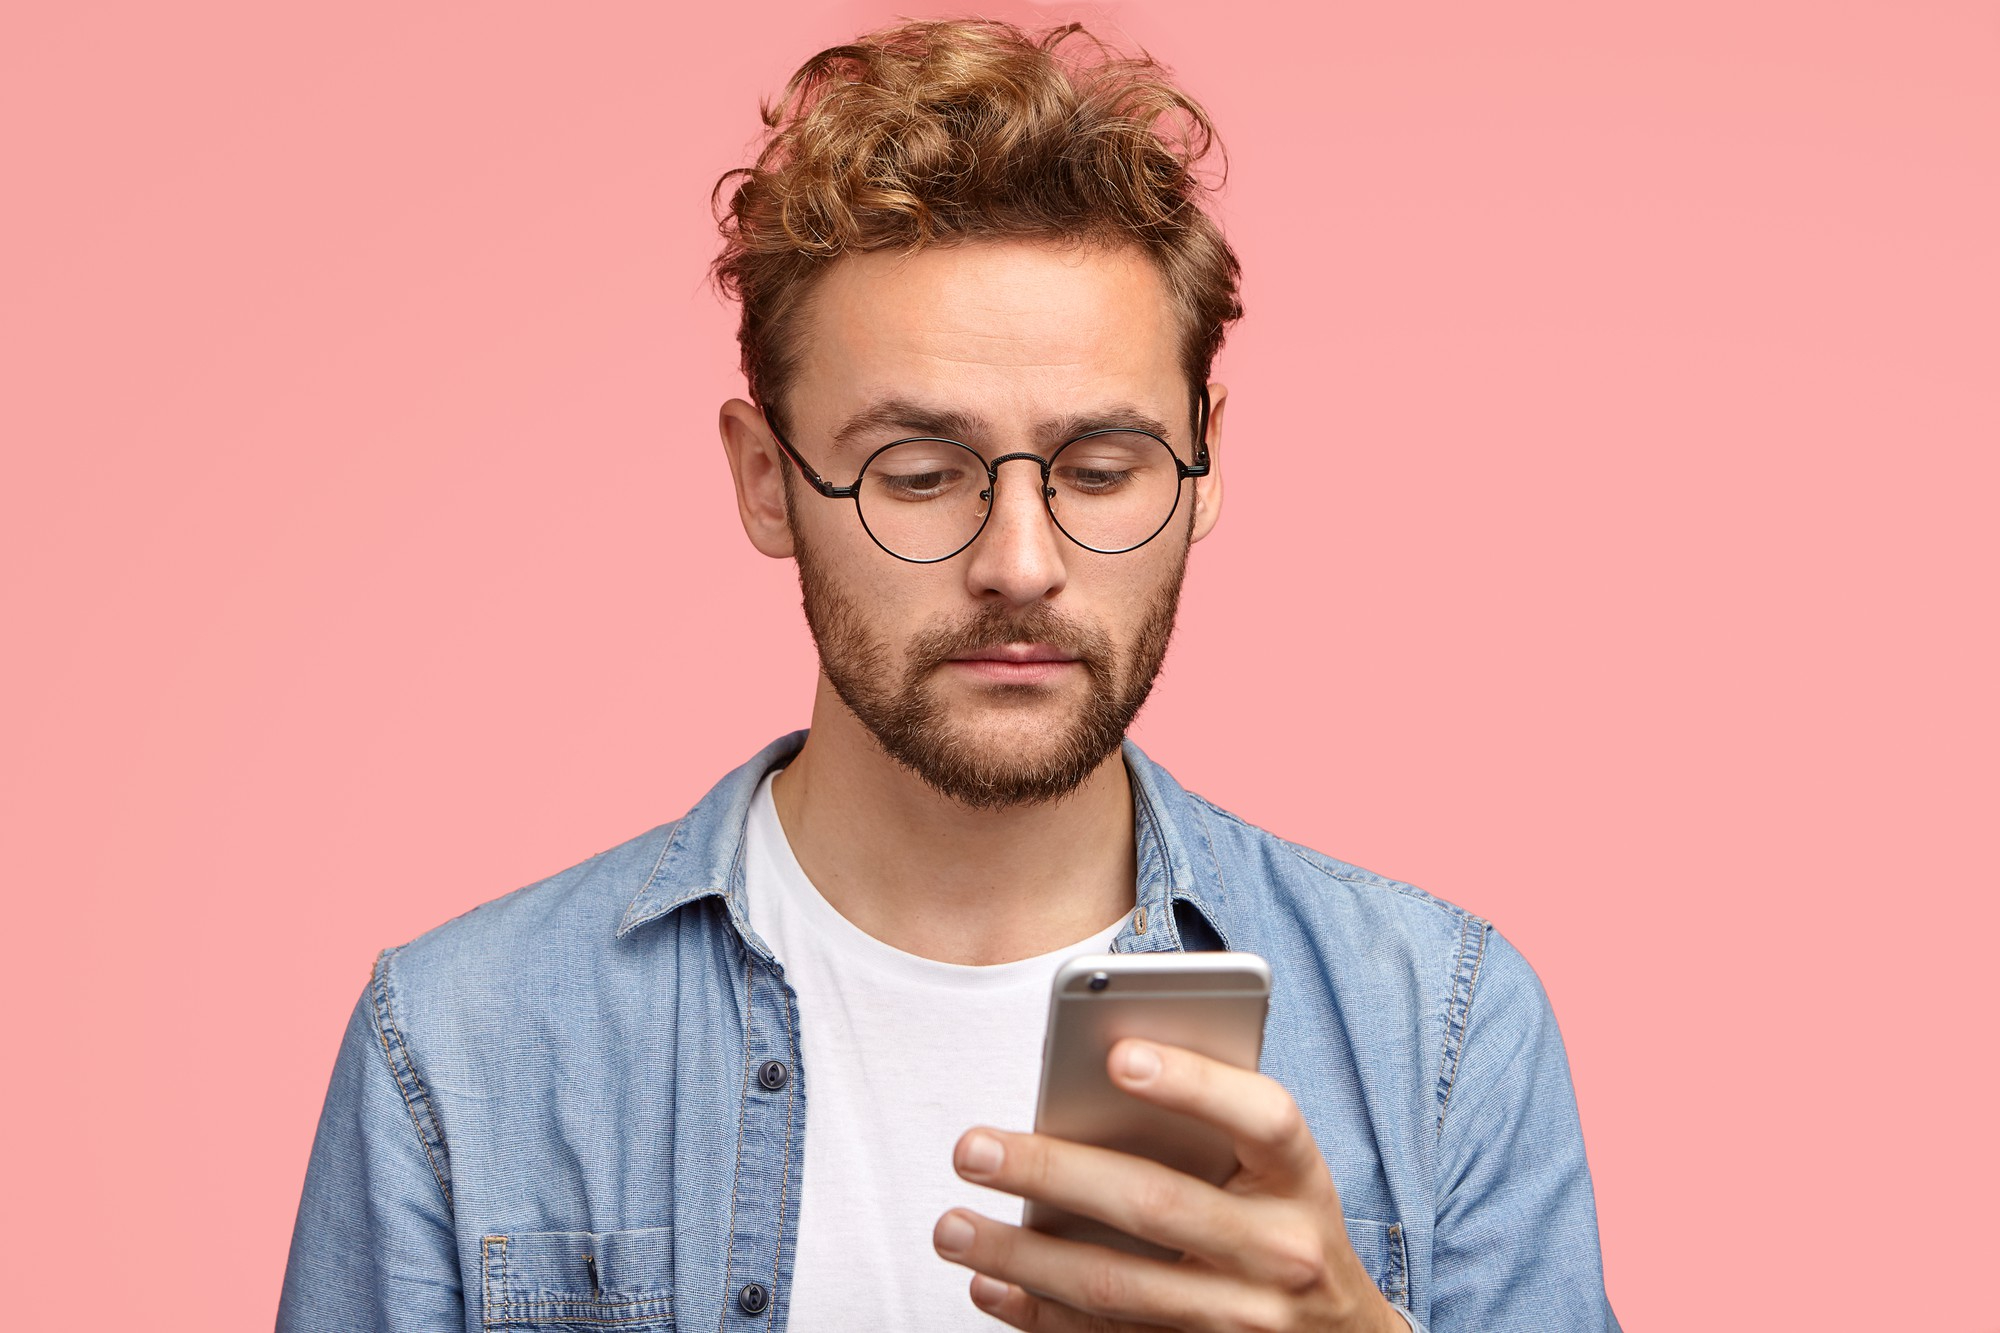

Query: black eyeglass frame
[761,386,1213,564]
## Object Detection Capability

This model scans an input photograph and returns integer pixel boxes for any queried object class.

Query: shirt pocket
[1342,1216,1410,1309]
[479,1227,674,1330]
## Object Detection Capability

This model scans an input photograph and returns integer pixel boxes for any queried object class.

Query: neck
[770,677,1137,965]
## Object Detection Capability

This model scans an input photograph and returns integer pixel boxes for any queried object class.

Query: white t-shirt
[742,770,1128,1329]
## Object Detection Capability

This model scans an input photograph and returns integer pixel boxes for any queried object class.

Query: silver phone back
[1023,951,1270,1258]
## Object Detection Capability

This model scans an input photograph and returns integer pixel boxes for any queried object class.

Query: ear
[719,398,796,559]
[1189,382,1226,545]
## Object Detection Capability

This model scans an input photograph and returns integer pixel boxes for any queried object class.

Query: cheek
[834,556,969,654]
[1081,548,1183,628]
[796,500,885,583]
[874,576,949,634]
[1122,537,1187,595]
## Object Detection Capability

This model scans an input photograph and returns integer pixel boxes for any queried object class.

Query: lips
[950,643,1077,664]
[941,642,1084,686]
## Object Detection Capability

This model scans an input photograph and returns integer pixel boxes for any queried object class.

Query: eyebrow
[830,397,1178,452]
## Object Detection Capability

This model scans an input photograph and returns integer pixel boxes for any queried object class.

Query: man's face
[772,239,1221,808]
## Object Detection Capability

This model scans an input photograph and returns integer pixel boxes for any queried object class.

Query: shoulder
[1181,789,1571,1133]
[370,820,683,1025]
[1177,789,1526,1062]
[1183,788,1485,956]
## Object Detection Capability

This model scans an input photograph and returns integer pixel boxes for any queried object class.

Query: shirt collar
[616,730,1233,952]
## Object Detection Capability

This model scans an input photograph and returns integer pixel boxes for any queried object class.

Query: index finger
[1108,1038,1330,1193]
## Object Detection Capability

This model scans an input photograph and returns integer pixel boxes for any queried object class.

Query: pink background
[4,2,1995,1327]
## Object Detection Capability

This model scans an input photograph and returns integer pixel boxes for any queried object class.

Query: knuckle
[1251,1088,1303,1147]
[1020,1138,1061,1194]
[1224,1293,1297,1333]
[1010,1291,1058,1332]
[976,1217,1015,1268]
[1263,1220,1328,1294]
[1132,1168,1185,1222]
[1078,1260,1131,1314]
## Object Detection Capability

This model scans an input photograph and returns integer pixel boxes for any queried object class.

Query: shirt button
[757,1059,789,1090]
[738,1281,771,1314]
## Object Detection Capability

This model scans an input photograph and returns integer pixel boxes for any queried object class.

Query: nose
[961,455,1067,607]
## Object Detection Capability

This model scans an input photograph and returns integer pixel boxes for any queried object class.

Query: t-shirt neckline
[745,769,1130,991]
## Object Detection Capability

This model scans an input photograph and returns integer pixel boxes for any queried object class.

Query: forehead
[790,239,1183,428]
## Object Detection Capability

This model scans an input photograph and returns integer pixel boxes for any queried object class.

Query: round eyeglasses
[763,389,1211,564]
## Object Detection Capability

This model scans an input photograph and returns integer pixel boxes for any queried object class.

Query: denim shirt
[279,732,1618,1332]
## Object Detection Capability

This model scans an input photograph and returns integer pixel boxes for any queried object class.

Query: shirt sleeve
[1427,927,1618,1332]
[277,955,463,1330]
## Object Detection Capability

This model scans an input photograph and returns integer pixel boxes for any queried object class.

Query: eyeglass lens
[854,432,1185,562]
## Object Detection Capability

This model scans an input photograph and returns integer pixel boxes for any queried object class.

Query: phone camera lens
[1088,971,1110,991]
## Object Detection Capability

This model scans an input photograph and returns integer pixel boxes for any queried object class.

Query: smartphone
[1022,951,1271,1259]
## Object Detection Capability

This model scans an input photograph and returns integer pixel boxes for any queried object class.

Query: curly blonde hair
[712,18,1243,422]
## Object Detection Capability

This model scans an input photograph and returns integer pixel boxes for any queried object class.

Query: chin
[948,692,1088,736]
[948,708,1120,770]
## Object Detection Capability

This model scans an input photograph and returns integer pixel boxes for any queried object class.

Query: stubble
[790,521,1189,810]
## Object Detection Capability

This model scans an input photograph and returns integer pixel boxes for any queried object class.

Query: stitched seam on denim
[722,818,766,966]
[1434,918,1489,1135]
[370,948,454,1210]
[1127,774,1184,949]
[1432,919,1474,1134]
[766,969,799,1328]
[488,1317,667,1328]
[488,1306,670,1329]
[481,1236,672,1325]
[1385,1221,1408,1305]
[484,1312,664,1320]
[486,1312,668,1320]
[1184,794,1234,951]
[1192,794,1470,921]
[621,819,686,933]
[640,820,680,907]
[482,1235,505,1330]
[718,947,756,1333]
[493,1298,671,1311]
[1275,843,1469,920]
[375,955,452,1208]
[489,1315,668,1324]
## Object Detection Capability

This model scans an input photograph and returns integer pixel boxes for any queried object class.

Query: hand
[932,1038,1404,1333]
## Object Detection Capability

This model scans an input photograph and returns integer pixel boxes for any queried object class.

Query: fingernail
[959,1132,1003,1176]
[970,1274,1008,1307]
[935,1211,976,1256]
[1121,1041,1161,1082]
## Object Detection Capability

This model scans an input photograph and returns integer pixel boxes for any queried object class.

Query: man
[279,19,1617,1332]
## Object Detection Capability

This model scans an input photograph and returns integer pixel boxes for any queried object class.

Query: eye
[866,441,978,502]
[1056,465,1135,494]
[876,469,959,499]
[1052,432,1164,497]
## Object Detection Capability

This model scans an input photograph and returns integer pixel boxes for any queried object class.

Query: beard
[790,519,1189,811]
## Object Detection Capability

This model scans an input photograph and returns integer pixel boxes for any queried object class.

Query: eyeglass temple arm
[1183,384,1213,477]
[760,409,858,499]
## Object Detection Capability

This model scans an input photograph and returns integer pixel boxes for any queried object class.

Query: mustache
[906,605,1113,672]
